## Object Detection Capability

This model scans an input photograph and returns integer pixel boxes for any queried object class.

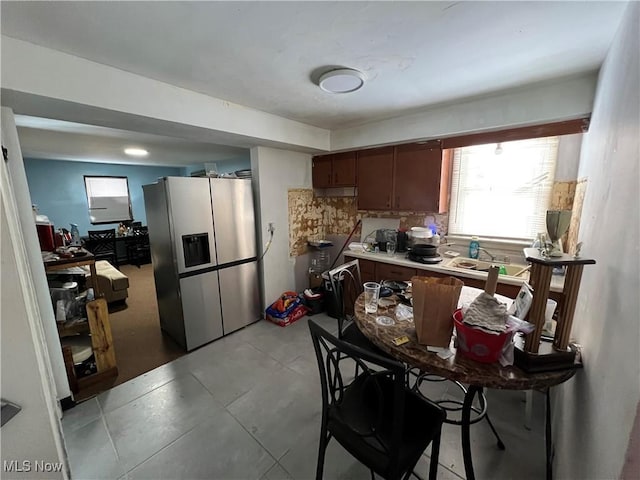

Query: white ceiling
[1,1,628,166]
[13,116,247,167]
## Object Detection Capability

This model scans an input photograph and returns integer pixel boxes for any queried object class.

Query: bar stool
[410,370,505,449]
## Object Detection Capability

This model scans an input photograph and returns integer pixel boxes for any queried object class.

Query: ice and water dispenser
[182,233,211,268]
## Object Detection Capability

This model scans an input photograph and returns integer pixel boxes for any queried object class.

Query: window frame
[83,175,133,225]
[447,137,559,242]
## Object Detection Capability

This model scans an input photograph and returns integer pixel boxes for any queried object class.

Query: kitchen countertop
[344,249,565,293]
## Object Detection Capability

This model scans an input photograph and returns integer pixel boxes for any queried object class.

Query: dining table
[352,286,578,480]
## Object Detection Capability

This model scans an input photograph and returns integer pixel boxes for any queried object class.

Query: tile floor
[62,314,549,480]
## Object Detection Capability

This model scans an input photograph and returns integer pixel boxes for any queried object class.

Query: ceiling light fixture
[318,68,366,94]
[495,143,503,155]
[124,147,148,157]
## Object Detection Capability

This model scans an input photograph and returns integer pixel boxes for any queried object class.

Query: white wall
[554,3,639,478]
[331,73,597,151]
[251,146,311,309]
[1,126,68,477]
[2,108,70,400]
[554,133,582,181]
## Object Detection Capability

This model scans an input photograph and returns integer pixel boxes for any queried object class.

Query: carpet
[108,264,184,388]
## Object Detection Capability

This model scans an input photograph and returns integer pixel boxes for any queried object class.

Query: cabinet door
[357,147,395,210]
[312,155,333,188]
[332,151,357,186]
[393,143,443,211]
[375,262,417,282]
[359,258,376,284]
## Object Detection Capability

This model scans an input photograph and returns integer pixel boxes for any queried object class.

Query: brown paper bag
[411,276,464,347]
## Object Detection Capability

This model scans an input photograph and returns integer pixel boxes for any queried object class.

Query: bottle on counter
[469,236,480,259]
[432,231,440,246]
[70,223,81,246]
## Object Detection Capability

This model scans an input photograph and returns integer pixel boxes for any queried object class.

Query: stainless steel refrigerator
[143,177,261,351]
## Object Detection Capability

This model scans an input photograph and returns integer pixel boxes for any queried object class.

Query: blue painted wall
[24,158,183,235]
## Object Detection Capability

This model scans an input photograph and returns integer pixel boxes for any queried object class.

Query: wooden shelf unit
[44,250,118,399]
[522,248,596,353]
[513,248,595,372]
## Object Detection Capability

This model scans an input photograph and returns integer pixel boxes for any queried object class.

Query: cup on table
[386,241,396,255]
[363,282,381,314]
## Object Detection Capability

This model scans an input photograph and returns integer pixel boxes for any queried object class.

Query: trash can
[322,271,341,319]
[303,288,325,315]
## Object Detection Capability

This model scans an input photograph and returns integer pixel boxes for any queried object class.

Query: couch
[88,260,129,304]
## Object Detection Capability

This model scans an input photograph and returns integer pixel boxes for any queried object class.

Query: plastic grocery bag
[412,276,464,348]
[265,291,309,327]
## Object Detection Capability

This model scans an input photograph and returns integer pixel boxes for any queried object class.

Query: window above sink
[447,137,559,241]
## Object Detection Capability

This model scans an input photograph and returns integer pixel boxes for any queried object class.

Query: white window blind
[84,176,133,224]
[448,137,559,241]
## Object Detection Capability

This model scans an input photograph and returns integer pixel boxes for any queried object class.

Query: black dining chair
[126,225,150,268]
[327,259,390,357]
[86,228,118,267]
[308,319,445,480]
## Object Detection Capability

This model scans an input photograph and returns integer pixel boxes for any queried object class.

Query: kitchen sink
[443,257,530,277]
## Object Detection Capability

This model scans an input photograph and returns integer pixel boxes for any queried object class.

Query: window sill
[445,235,530,248]
[442,235,531,263]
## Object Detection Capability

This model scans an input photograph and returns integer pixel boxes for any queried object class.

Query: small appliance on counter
[407,227,432,250]
[374,229,397,252]
[396,230,409,252]
[408,243,442,264]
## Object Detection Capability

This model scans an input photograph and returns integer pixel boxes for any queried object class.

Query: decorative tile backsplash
[550,180,582,255]
[567,178,587,256]
[289,180,585,258]
[288,189,323,257]
[550,181,577,210]
[288,189,448,257]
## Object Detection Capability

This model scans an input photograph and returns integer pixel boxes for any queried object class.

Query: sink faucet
[478,247,510,264]
[477,247,496,261]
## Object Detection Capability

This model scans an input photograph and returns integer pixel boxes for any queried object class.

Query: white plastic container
[410,226,432,239]
[348,242,366,252]
[544,299,558,335]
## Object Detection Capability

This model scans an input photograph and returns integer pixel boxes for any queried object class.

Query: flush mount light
[318,68,366,94]
[124,147,148,157]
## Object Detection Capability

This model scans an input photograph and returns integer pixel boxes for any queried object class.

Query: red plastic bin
[453,308,512,363]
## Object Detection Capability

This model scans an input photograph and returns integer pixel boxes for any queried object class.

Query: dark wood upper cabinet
[332,151,356,186]
[312,155,333,188]
[312,152,357,188]
[356,147,395,210]
[393,142,443,211]
[357,143,447,212]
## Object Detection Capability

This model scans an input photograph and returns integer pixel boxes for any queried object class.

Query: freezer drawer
[179,271,224,350]
[219,262,261,335]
